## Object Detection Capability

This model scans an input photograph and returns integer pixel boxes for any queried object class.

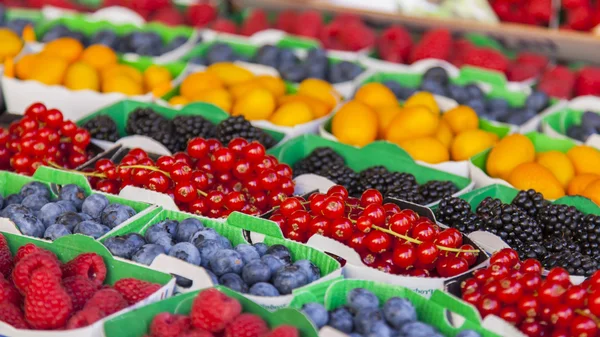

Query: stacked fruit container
[4,2,600,337]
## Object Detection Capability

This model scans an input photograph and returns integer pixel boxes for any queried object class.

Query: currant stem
[575,309,600,328]
[119,165,170,177]
[371,225,480,254]
[47,161,107,178]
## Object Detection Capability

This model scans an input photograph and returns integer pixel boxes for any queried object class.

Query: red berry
[434,229,458,248]
[477,295,501,317]
[25,102,46,119]
[547,267,571,288]
[517,295,539,318]
[521,272,542,293]
[287,210,310,233]
[457,244,478,266]
[392,243,417,269]
[308,216,330,237]
[243,142,266,163]
[189,197,208,215]
[362,204,386,226]
[411,221,438,242]
[63,275,98,311]
[564,285,587,309]
[170,162,193,182]
[156,156,175,171]
[488,263,510,280]
[321,197,345,219]
[279,198,304,217]
[24,269,72,329]
[72,128,91,148]
[84,288,128,315]
[114,278,161,305]
[521,259,542,274]
[211,148,235,172]
[519,318,547,337]
[62,252,107,286]
[499,306,521,325]
[60,120,77,137]
[497,278,524,304]
[360,189,383,206]
[0,274,21,306]
[279,177,294,195]
[309,193,327,214]
[330,218,354,241]
[147,171,170,193]
[364,231,391,253]
[228,138,248,154]
[150,313,191,337]
[224,191,246,212]
[549,304,574,328]
[224,313,268,337]
[416,242,439,265]
[388,212,412,235]
[191,289,242,332]
[42,108,64,129]
[462,288,482,306]
[327,185,348,199]
[587,290,600,317]
[538,281,566,306]
[355,215,373,233]
[12,252,61,295]
[268,191,287,208]
[258,169,280,190]
[0,302,29,329]
[274,163,293,179]
[570,315,598,337]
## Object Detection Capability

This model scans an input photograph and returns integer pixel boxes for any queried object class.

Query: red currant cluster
[462,248,600,337]
[269,186,480,278]
[0,103,93,175]
[85,138,295,218]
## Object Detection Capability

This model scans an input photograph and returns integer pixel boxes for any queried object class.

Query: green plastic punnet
[540,96,600,146]
[103,287,319,337]
[0,231,175,337]
[5,8,44,23]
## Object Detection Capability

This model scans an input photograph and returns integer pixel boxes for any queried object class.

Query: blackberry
[292,147,345,177]
[576,214,600,256]
[82,115,119,142]
[386,172,418,194]
[542,251,598,277]
[475,197,503,220]
[215,116,277,149]
[317,164,359,195]
[435,197,472,226]
[386,184,425,205]
[511,189,549,217]
[482,204,543,246]
[172,115,216,141]
[542,236,580,254]
[513,239,547,260]
[418,181,459,205]
[126,107,170,135]
[357,166,395,193]
[153,130,184,153]
[536,204,583,237]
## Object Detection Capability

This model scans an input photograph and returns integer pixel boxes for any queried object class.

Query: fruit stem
[197,189,208,197]
[119,165,170,177]
[575,309,600,328]
[371,225,480,254]
[46,161,107,178]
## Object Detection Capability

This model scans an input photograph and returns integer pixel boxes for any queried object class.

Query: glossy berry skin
[330,218,353,241]
[211,148,235,172]
[321,197,344,219]
[392,243,416,269]
[364,231,391,254]
[570,315,598,337]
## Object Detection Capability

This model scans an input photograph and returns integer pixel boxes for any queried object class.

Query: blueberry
[42,24,70,42]
[381,81,403,98]
[301,303,329,329]
[2,204,32,219]
[175,218,204,242]
[44,224,71,241]
[265,244,291,263]
[349,334,364,337]
[132,244,165,265]
[0,194,4,210]
[164,35,188,52]
[279,64,307,83]
[567,125,596,141]
[188,56,206,65]
[486,98,509,115]
[56,200,77,213]
[206,43,235,64]
[383,297,417,329]
[154,235,174,254]
[216,235,233,250]
[253,243,268,257]
[74,220,110,239]
[78,213,93,221]
[273,265,309,294]
[465,84,485,100]
[525,91,550,112]
[582,111,600,128]
[91,30,119,49]
[466,98,486,116]
[249,282,280,297]
[209,249,245,276]
[423,67,449,86]
[329,61,362,83]
[6,18,33,35]
[197,239,222,268]
[305,62,327,80]
[254,45,280,68]
[365,321,392,337]
[145,220,177,243]
[124,233,146,249]
[55,212,83,231]
[278,48,299,68]
[104,235,144,259]
[261,254,285,274]
[293,260,320,283]
[101,204,136,228]
[242,260,271,285]
[206,269,219,285]
[347,288,379,313]
[82,194,110,219]
[235,244,260,264]
[354,308,384,335]
[12,213,45,237]
[20,182,50,199]
[169,242,201,266]
[506,108,537,125]
[420,79,447,96]
[59,184,86,210]
[456,331,481,337]
[447,84,469,104]
[306,48,327,64]
[219,273,249,293]
[329,307,354,333]
[21,195,49,212]
[191,228,219,247]
[39,203,64,227]
[397,87,417,101]
[5,194,23,206]
[399,321,437,337]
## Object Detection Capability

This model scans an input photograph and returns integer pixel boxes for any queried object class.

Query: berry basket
[289,278,502,337]
[100,210,342,309]
[540,95,600,146]
[0,231,175,337]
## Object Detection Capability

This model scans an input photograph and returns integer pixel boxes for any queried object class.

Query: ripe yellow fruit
[15,54,37,80]
[451,130,498,161]
[486,134,535,180]
[255,75,286,98]
[567,174,599,196]
[385,106,439,144]
[536,151,575,189]
[507,162,565,200]
[206,62,254,86]
[80,44,117,70]
[442,105,479,134]
[278,95,330,118]
[143,65,172,91]
[0,29,23,62]
[354,83,398,110]
[232,88,276,120]
[102,65,143,85]
[298,78,339,109]
[42,37,83,63]
[404,92,439,115]
[567,145,600,175]
[270,102,314,126]
[191,88,233,113]
[229,80,258,99]
[435,120,453,149]
[375,106,402,139]
[180,71,224,100]
[168,95,190,106]
[28,55,69,86]
[399,137,450,164]
[331,101,378,147]
[582,180,600,205]
[102,74,144,95]
[63,61,99,91]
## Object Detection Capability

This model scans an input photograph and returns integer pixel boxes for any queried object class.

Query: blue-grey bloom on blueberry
[347,288,379,313]
[206,43,235,64]
[383,297,417,329]
[399,321,437,337]
[74,220,110,239]
[354,308,384,335]
[59,184,86,210]
[253,243,268,257]
[82,194,109,219]
[235,244,260,264]
[104,233,146,259]
[302,303,329,329]
[78,213,93,221]
[2,204,32,219]
[5,194,23,207]
[464,83,484,100]
[44,224,71,241]
[248,282,280,297]
[456,330,481,337]
[293,260,320,283]
[265,244,291,264]
[254,45,280,68]
[329,307,354,333]
[219,273,249,293]
[55,212,83,231]
[169,242,201,266]
[175,218,204,242]
[272,265,308,294]
[365,321,392,337]
[209,249,244,276]
[191,228,220,247]
[21,195,49,212]
[197,239,222,268]
[206,269,219,285]
[12,213,45,237]
[20,182,50,199]
[261,254,285,274]
[39,203,64,227]
[242,260,271,285]
[154,235,174,254]
[217,235,232,250]
[423,67,449,86]
[145,220,177,243]
[101,204,136,228]
[132,244,165,265]
[56,200,77,213]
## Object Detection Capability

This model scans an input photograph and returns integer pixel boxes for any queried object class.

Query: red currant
[60,120,77,137]
[169,162,192,182]
[68,153,88,169]
[360,189,383,206]
[327,185,348,199]
[521,259,542,274]
[96,179,120,194]
[538,281,566,306]
[42,109,64,129]
[546,267,571,288]
[287,210,311,233]
[279,177,294,195]
[477,295,501,317]
[462,288,482,305]
[308,216,330,237]
[274,163,292,179]
[497,278,523,304]
[309,193,327,213]
[499,306,521,325]
[330,218,353,241]
[243,142,266,163]
[564,285,587,309]
[224,191,246,211]
[488,263,510,280]
[258,169,279,190]
[227,138,248,154]
[549,304,574,328]
[416,242,439,265]
[570,315,598,337]
[411,222,438,242]
[355,215,373,233]
[364,231,391,253]
[392,243,416,269]
[206,190,225,209]
[519,319,547,337]
[388,212,412,235]
[189,197,208,215]
[517,295,539,318]
[321,197,345,219]
[211,148,235,172]
[520,272,542,293]
[25,102,46,119]
[348,232,367,252]
[362,204,386,226]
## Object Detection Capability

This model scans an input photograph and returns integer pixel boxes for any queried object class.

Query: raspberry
[240,10,270,36]
[114,278,161,305]
[63,275,99,311]
[66,306,106,329]
[0,273,22,306]
[15,243,43,263]
[62,253,107,285]
[410,29,452,63]
[84,288,128,315]
[0,234,13,278]
[516,52,548,72]
[150,313,191,337]
[180,330,215,337]
[211,18,238,34]
[293,11,322,38]
[12,252,62,295]
[186,3,217,27]
[463,48,510,74]
[0,302,28,329]
[24,269,73,329]
[576,67,600,96]
[264,326,299,337]
[274,10,297,33]
[191,289,242,332]
[339,22,376,51]
[507,63,541,82]
[377,26,412,63]
[224,314,269,337]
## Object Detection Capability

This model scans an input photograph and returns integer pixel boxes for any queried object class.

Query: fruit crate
[469,132,578,189]
[540,95,600,146]
[75,99,286,151]
[289,279,502,337]
[33,15,199,63]
[2,49,188,120]
[103,286,319,337]
[100,210,343,309]
[274,134,475,206]
[0,231,175,337]
[0,166,160,241]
